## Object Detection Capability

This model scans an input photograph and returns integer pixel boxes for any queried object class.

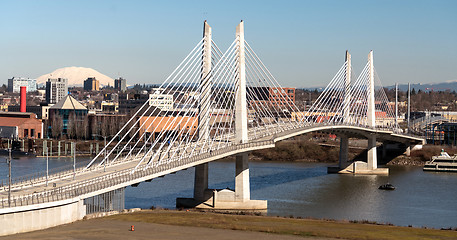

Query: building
[248,87,295,109]
[48,95,88,137]
[84,77,100,91]
[118,92,174,114]
[114,77,127,91]
[425,122,457,146]
[7,77,37,93]
[7,103,52,119]
[46,78,68,104]
[139,116,198,141]
[269,87,295,107]
[100,101,118,113]
[149,93,173,111]
[118,93,150,114]
[0,112,43,139]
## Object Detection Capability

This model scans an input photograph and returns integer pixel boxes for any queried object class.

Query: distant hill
[37,67,114,86]
[301,79,457,92]
[387,80,457,92]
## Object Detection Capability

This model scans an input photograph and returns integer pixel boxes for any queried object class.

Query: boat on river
[379,183,395,190]
[423,150,457,172]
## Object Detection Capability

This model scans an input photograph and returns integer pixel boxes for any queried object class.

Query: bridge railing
[0,150,140,193]
[0,139,274,209]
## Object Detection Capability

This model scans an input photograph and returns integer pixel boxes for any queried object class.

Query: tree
[76,115,89,140]
[51,113,63,139]
[67,112,77,139]
[100,116,109,138]
[109,116,118,137]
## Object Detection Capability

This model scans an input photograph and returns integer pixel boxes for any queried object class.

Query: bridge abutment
[0,199,85,236]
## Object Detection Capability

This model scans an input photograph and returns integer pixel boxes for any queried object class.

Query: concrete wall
[0,199,85,236]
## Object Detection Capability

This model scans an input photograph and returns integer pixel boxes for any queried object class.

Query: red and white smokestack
[20,86,26,112]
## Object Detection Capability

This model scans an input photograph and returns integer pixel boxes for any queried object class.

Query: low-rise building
[0,112,43,139]
[48,95,88,137]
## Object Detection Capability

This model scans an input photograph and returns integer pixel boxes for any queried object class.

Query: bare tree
[90,115,97,139]
[100,116,109,138]
[67,112,76,139]
[51,113,63,139]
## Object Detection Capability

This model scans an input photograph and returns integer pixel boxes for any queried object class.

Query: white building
[7,77,37,93]
[149,92,173,111]
[45,78,68,104]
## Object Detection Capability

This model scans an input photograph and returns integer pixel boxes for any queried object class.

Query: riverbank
[251,134,456,166]
[4,210,456,240]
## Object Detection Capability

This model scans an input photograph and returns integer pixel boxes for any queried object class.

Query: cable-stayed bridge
[0,21,423,235]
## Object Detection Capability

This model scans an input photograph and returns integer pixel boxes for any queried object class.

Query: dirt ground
[0,218,329,240]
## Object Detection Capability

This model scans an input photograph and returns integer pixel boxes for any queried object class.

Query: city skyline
[0,0,456,88]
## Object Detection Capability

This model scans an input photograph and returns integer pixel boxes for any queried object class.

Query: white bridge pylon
[84,21,397,174]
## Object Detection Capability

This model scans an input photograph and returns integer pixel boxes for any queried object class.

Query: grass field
[106,210,457,240]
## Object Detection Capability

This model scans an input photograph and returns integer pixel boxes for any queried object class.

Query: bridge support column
[235,153,250,201]
[338,136,350,169]
[367,135,377,170]
[194,163,208,201]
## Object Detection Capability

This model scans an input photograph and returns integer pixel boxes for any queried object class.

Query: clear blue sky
[0,0,456,87]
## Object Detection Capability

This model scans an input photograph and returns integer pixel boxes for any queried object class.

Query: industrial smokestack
[20,86,26,112]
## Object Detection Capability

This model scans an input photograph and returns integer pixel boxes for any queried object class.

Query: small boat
[424,150,457,172]
[379,183,395,190]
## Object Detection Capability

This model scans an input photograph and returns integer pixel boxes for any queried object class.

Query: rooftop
[50,95,87,110]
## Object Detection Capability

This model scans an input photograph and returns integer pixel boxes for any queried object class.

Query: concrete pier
[235,153,250,201]
[338,135,350,169]
[367,135,377,170]
[193,163,209,201]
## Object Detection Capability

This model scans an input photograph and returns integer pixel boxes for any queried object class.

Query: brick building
[0,112,43,139]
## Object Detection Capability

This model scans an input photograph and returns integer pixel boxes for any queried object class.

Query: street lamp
[8,147,11,207]
[93,134,108,172]
[103,135,107,172]
[73,142,76,180]
[46,146,49,187]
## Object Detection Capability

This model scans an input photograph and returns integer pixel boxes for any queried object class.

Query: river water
[1,157,456,229]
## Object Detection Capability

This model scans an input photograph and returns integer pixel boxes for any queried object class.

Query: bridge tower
[367,50,377,170]
[339,51,351,169]
[193,20,212,202]
[343,50,352,123]
[235,20,250,202]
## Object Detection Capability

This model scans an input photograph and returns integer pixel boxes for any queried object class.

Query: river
[1,157,456,229]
